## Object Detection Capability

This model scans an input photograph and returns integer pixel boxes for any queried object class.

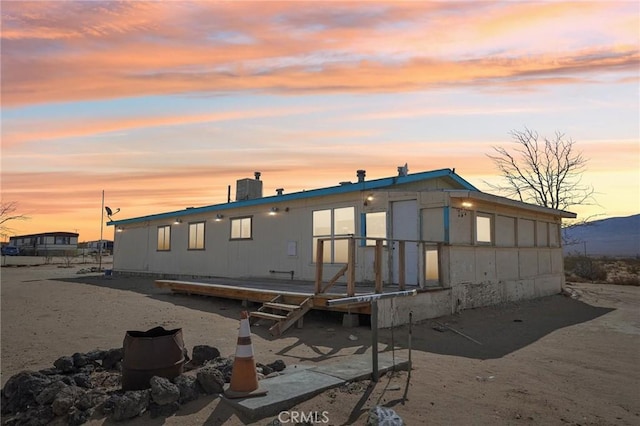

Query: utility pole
[99,190,104,272]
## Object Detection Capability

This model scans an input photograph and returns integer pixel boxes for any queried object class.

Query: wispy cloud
[2,2,637,106]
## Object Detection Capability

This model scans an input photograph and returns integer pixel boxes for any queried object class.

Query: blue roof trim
[108,168,478,226]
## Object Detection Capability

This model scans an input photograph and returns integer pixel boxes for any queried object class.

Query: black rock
[205,357,233,382]
[150,376,180,405]
[267,359,286,372]
[2,404,55,426]
[34,380,67,405]
[257,363,274,375]
[38,367,62,376]
[76,389,109,411]
[103,390,150,421]
[77,364,95,375]
[84,349,106,362]
[1,371,52,414]
[68,407,93,426]
[191,345,220,366]
[51,385,83,416]
[72,352,89,368]
[196,366,225,394]
[173,375,200,404]
[53,356,75,373]
[101,348,123,370]
[73,373,93,389]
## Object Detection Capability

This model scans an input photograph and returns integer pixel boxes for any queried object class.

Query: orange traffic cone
[224,311,267,399]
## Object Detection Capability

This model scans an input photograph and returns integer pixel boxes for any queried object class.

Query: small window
[188,222,205,249]
[476,214,492,244]
[231,217,252,240]
[425,248,439,282]
[157,225,171,251]
[365,212,387,246]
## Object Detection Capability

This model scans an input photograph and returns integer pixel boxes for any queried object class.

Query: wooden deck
[155,278,420,315]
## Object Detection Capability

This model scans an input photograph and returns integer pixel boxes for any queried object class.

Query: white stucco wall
[112,178,571,326]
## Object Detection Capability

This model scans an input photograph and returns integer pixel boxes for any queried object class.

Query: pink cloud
[2,2,637,107]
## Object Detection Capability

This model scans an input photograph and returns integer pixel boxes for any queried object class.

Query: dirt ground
[1,263,639,425]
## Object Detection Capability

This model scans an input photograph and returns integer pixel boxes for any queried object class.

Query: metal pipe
[326,290,417,306]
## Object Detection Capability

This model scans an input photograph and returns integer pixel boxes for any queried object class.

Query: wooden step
[250,311,287,321]
[262,302,301,311]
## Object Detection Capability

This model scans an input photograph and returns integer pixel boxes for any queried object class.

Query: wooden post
[398,240,406,290]
[375,239,383,293]
[347,237,356,297]
[314,239,324,294]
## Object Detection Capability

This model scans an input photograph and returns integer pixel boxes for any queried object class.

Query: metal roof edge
[108,168,478,226]
[447,190,577,218]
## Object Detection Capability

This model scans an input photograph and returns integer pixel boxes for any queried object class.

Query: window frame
[157,225,171,251]
[475,213,493,245]
[230,216,252,240]
[364,211,387,246]
[188,221,206,250]
[312,206,355,264]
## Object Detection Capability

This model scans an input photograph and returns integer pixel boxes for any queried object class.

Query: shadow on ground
[56,275,614,361]
[378,294,614,360]
[55,274,252,321]
[55,274,373,360]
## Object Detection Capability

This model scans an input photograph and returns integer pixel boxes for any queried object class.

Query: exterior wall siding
[111,173,572,324]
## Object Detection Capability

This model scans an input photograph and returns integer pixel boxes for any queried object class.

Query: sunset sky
[1,1,638,241]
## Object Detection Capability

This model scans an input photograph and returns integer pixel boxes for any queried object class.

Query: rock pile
[1,345,285,425]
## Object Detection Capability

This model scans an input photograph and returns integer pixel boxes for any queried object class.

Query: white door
[392,200,419,285]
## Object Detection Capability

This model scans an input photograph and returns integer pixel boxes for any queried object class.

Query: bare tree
[0,202,30,239]
[487,128,597,212]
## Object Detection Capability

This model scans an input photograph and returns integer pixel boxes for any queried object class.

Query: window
[425,248,439,282]
[476,214,492,244]
[188,222,205,249]
[157,225,171,251]
[230,217,252,240]
[313,207,355,263]
[55,236,70,244]
[365,212,387,246]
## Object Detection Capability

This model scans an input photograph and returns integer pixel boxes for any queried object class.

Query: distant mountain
[563,214,640,257]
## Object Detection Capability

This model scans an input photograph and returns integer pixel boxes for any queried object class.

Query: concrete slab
[311,352,408,381]
[222,369,343,420]
[221,352,409,421]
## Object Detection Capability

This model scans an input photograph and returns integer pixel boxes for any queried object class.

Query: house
[9,232,79,256]
[82,240,114,254]
[108,167,576,326]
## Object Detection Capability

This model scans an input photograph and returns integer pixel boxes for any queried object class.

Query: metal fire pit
[121,326,185,391]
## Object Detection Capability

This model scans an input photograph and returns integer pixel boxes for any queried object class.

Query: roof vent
[339,181,352,186]
[254,171,261,180]
[356,169,366,183]
[397,163,409,177]
[276,188,284,196]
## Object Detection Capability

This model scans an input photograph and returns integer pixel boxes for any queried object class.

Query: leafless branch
[485,127,597,212]
[0,202,30,236]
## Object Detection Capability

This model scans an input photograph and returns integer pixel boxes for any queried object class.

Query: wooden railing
[314,236,441,296]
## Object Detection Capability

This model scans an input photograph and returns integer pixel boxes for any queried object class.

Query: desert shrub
[611,275,640,286]
[566,256,607,282]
